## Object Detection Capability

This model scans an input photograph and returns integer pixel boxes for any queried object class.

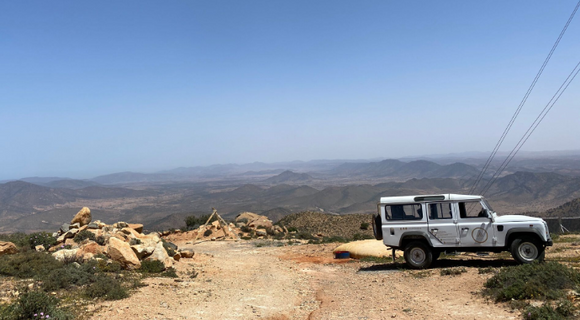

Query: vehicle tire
[404,241,433,269]
[372,214,383,240]
[510,237,544,264]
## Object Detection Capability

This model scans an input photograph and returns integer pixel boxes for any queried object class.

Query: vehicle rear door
[426,201,459,247]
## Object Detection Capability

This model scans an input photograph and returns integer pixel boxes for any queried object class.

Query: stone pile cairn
[164,211,288,243]
[47,207,193,270]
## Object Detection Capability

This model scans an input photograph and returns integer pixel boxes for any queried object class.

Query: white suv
[372,194,553,269]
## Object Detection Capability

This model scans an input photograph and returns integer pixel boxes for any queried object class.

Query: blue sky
[1,1,579,179]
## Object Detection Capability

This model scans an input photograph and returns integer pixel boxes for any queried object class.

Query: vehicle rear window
[385,204,423,220]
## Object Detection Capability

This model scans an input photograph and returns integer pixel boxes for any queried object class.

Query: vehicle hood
[495,215,545,223]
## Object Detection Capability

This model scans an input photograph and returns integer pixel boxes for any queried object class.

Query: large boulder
[235,212,273,229]
[107,237,141,270]
[71,207,92,226]
[0,242,18,256]
[128,223,144,233]
[144,241,173,269]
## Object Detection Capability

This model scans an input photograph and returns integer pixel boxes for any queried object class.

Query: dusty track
[91,241,518,320]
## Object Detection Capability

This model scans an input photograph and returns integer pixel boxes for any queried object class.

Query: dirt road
[90,241,518,320]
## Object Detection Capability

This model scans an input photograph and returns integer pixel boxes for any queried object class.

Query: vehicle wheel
[404,241,433,269]
[372,214,383,240]
[510,237,544,264]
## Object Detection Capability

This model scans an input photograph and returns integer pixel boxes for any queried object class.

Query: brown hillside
[278,211,374,239]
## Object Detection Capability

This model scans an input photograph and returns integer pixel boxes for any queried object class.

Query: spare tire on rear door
[372,213,383,240]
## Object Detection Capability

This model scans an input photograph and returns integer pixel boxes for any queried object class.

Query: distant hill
[91,172,177,185]
[44,179,101,189]
[263,171,313,184]
[542,198,580,218]
[331,159,479,180]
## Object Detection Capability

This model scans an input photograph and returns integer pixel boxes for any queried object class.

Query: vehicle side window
[428,203,452,219]
[385,204,422,220]
[458,201,487,219]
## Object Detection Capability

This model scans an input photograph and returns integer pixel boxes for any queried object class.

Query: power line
[479,60,580,197]
[467,0,580,196]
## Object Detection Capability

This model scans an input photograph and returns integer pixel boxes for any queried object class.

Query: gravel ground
[90,241,520,320]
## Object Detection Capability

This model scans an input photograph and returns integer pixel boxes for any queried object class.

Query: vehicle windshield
[483,199,494,212]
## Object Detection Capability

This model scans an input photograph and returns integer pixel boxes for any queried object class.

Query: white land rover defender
[372,194,553,269]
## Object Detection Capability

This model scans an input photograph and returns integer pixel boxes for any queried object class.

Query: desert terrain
[86,238,578,320]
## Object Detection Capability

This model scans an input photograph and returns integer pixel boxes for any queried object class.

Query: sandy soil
[87,240,524,320]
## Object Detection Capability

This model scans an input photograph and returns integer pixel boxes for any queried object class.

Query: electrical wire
[467,0,580,196]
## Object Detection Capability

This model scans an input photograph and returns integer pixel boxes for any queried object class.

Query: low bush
[139,260,165,273]
[84,275,128,300]
[42,264,95,291]
[484,262,580,302]
[0,233,29,249]
[27,232,56,250]
[0,250,62,279]
[161,267,178,278]
[524,300,576,320]
[360,222,370,230]
[185,214,216,228]
[129,238,141,245]
[95,236,106,246]
[0,291,73,320]
[440,267,467,276]
[96,259,122,273]
[73,230,96,243]
[352,233,374,241]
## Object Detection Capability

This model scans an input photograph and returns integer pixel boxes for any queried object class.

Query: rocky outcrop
[0,241,18,256]
[71,207,92,226]
[47,210,181,270]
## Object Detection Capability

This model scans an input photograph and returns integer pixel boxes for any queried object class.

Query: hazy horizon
[2,1,579,180]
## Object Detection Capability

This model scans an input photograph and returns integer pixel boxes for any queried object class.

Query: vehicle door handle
[461,228,469,231]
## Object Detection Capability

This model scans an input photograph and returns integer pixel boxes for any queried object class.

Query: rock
[107,237,141,270]
[71,207,92,226]
[128,223,144,233]
[255,229,267,237]
[164,241,178,252]
[57,229,79,243]
[60,223,70,233]
[52,249,79,261]
[87,222,99,229]
[76,241,103,261]
[35,245,46,252]
[70,223,80,229]
[0,242,18,256]
[130,244,155,259]
[179,250,194,258]
[114,222,128,229]
[173,252,181,261]
[144,241,173,269]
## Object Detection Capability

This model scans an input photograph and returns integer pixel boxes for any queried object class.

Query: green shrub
[440,267,467,276]
[28,232,56,250]
[523,301,573,320]
[185,214,215,228]
[484,262,580,302]
[360,222,370,230]
[161,267,178,278]
[96,259,122,273]
[84,275,128,300]
[42,265,95,291]
[0,250,62,279]
[0,291,73,320]
[129,238,141,245]
[73,230,96,243]
[96,236,106,246]
[0,233,29,249]
[139,260,165,273]
[287,227,298,232]
[321,236,348,243]
[478,267,496,274]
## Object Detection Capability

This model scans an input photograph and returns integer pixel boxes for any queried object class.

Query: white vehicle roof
[379,194,483,204]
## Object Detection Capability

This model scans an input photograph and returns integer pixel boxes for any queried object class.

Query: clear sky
[1,1,579,179]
